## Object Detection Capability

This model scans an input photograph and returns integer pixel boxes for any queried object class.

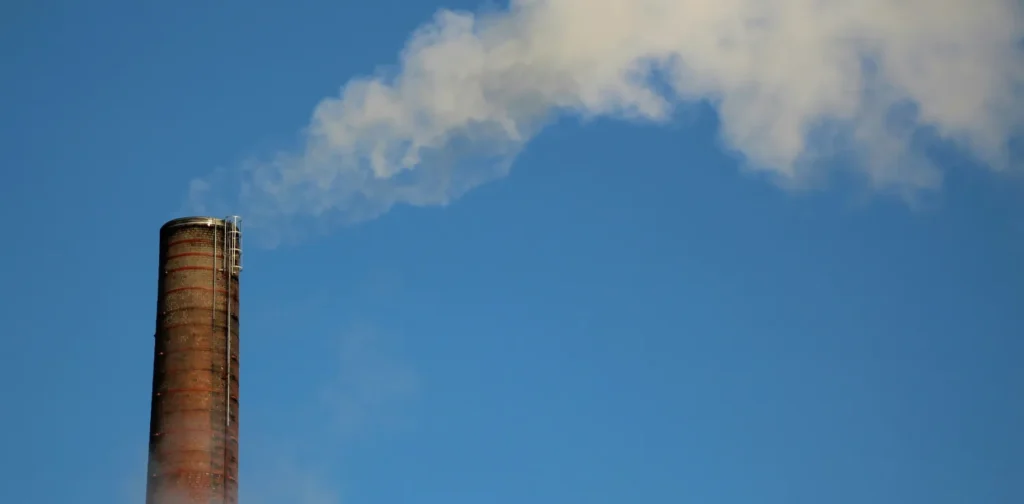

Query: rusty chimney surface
[147,216,242,504]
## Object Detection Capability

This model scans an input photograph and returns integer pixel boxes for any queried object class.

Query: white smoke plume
[191,0,1024,231]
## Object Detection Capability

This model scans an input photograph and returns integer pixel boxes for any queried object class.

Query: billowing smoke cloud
[190,0,1023,232]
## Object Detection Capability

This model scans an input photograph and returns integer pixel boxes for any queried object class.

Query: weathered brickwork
[147,218,240,504]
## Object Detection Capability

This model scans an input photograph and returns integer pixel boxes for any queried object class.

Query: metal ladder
[215,216,243,502]
[222,215,242,429]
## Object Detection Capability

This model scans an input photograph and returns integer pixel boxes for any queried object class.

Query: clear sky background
[2,1,1023,504]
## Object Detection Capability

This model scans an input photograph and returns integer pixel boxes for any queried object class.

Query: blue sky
[2,1,1023,504]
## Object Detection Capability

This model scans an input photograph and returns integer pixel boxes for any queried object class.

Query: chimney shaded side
[146,216,241,504]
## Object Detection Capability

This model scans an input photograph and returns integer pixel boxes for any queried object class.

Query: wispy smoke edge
[188,0,1024,242]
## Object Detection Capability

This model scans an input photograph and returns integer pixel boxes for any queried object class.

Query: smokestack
[146,216,243,504]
